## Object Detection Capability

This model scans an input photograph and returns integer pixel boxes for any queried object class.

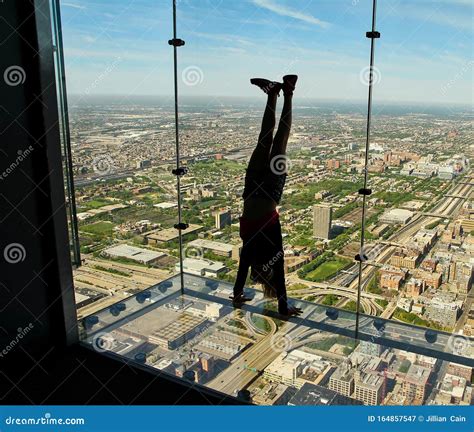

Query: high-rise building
[329,360,354,397]
[214,209,231,229]
[136,159,152,169]
[354,371,384,405]
[402,364,431,405]
[359,341,383,357]
[200,353,214,373]
[313,204,332,240]
[326,159,341,170]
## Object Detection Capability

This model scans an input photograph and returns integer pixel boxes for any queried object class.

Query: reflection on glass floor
[81,274,474,406]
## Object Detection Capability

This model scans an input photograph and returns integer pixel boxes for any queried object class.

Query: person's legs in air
[247,79,282,172]
[247,93,277,172]
[269,75,297,164]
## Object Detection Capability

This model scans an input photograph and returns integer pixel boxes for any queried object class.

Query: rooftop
[103,244,166,263]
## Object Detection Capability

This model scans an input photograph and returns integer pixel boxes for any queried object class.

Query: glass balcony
[80,273,474,405]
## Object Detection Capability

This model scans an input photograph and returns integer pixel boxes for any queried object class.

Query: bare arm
[233,246,251,298]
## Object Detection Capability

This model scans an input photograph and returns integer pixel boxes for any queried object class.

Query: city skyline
[60,0,473,104]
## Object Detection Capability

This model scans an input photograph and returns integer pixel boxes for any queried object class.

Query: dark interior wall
[0,0,78,358]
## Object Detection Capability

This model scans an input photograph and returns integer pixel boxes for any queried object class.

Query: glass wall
[358,0,473,340]
[54,0,180,320]
[52,0,473,405]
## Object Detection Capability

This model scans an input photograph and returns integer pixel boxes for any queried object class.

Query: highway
[208,305,318,395]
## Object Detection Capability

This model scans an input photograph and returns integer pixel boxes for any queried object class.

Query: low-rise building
[418,271,442,289]
[196,332,252,362]
[410,229,438,254]
[187,239,233,257]
[148,314,207,350]
[397,298,413,312]
[146,224,203,245]
[380,267,408,291]
[187,301,223,321]
[380,209,413,225]
[288,383,362,406]
[178,258,227,278]
[420,258,438,273]
[406,278,425,298]
[437,373,472,405]
[103,244,166,266]
[252,383,296,406]
[447,363,472,381]
[390,248,420,269]
[264,350,332,389]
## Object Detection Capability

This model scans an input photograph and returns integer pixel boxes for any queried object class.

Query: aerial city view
[57,0,473,409]
[69,96,473,406]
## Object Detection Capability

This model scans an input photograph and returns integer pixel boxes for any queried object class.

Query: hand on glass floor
[284,306,303,316]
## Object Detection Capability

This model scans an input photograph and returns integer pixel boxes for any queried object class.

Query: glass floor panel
[81,275,474,405]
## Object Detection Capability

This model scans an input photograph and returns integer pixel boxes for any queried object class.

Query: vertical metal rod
[355,0,378,339]
[171,0,185,294]
[52,0,81,268]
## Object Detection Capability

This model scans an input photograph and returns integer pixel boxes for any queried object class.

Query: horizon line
[67,94,473,108]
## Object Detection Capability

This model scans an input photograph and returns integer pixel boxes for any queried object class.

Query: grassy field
[321,294,340,306]
[307,335,357,354]
[251,315,272,333]
[375,299,389,308]
[80,221,115,236]
[393,308,448,331]
[343,300,358,312]
[79,199,111,210]
[305,257,352,282]
[92,265,130,277]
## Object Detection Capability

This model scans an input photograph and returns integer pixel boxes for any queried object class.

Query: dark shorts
[242,169,287,205]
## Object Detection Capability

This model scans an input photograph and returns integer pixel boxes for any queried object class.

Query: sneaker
[282,74,298,96]
[250,78,282,96]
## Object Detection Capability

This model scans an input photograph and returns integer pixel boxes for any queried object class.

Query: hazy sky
[60,0,473,104]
